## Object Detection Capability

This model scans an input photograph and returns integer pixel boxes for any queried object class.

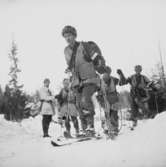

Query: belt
[40,99,52,103]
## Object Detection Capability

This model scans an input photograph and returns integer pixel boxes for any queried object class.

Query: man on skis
[97,66,120,139]
[62,25,107,136]
[117,65,151,129]
[55,78,79,138]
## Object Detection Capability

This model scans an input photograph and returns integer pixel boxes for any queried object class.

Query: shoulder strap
[48,89,52,96]
[68,42,80,70]
[81,42,92,62]
[110,77,117,92]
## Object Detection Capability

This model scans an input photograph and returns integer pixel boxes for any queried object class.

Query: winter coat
[58,103,78,118]
[39,87,55,115]
[55,88,78,118]
[101,76,119,105]
[127,74,150,99]
[64,41,105,88]
[128,74,150,89]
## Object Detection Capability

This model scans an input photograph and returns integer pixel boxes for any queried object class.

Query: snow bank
[0,112,166,167]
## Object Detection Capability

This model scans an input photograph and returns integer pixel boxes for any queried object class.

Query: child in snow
[55,78,79,138]
[97,66,120,139]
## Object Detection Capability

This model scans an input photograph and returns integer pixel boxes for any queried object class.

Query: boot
[64,131,73,139]
[75,128,80,138]
[42,123,50,137]
[107,130,116,140]
[130,120,137,130]
[85,126,95,137]
[43,134,51,138]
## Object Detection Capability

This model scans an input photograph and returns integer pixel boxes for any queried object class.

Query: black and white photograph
[0,0,166,167]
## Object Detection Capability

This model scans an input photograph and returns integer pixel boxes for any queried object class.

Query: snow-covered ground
[0,111,166,167]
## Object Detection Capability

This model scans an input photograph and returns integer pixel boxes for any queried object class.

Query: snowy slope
[0,112,166,167]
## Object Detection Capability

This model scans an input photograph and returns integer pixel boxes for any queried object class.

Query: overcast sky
[0,0,166,93]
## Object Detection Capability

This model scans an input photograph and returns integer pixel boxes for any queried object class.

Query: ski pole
[154,93,159,114]
[118,105,123,132]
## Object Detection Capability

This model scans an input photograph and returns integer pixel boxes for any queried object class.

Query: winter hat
[62,25,77,37]
[102,73,110,84]
[105,66,112,74]
[43,78,50,83]
[135,65,142,71]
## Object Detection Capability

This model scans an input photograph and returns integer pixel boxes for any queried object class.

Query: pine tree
[4,40,28,121]
[8,40,23,91]
[0,85,4,114]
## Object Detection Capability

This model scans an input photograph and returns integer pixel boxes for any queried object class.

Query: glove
[117,69,123,75]
[93,55,105,67]
[102,73,110,84]
[65,68,71,73]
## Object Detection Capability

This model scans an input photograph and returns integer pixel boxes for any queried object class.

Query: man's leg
[110,109,119,136]
[47,115,52,135]
[81,84,97,131]
[48,115,52,123]
[64,116,72,138]
[135,98,150,118]
[130,97,139,128]
[142,102,150,118]
[42,115,47,136]
[42,115,52,137]
[80,115,88,132]
[86,114,95,130]
[74,89,88,132]
[71,116,79,135]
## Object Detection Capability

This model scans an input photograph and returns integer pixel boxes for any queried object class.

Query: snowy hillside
[0,112,166,167]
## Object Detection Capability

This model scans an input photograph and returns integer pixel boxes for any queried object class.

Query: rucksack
[82,41,106,74]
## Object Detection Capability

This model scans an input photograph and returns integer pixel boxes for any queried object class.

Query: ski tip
[51,140,62,147]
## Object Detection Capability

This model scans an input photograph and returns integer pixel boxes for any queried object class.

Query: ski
[51,137,92,147]
[51,135,103,147]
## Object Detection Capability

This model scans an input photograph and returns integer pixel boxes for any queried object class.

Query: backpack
[82,41,106,74]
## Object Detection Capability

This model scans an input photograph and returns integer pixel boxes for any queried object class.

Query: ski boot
[130,120,137,131]
[76,130,87,138]
[106,131,116,140]
[75,129,83,138]
[64,131,73,139]
[85,127,95,137]
[43,134,51,138]
[103,129,109,135]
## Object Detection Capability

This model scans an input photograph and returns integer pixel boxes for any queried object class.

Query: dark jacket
[64,41,106,88]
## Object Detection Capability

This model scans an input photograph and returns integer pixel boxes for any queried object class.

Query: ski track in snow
[0,113,166,167]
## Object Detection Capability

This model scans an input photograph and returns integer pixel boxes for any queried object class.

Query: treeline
[0,40,34,121]
[0,85,28,121]
[1,40,166,122]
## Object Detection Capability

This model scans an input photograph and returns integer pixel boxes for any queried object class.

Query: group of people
[38,25,157,139]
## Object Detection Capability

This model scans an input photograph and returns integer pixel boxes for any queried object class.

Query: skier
[55,78,79,138]
[117,65,151,129]
[39,78,55,137]
[62,25,107,136]
[97,66,120,139]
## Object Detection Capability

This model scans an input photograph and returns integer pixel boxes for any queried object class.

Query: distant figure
[55,78,79,138]
[39,78,55,137]
[62,25,107,136]
[117,65,151,129]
